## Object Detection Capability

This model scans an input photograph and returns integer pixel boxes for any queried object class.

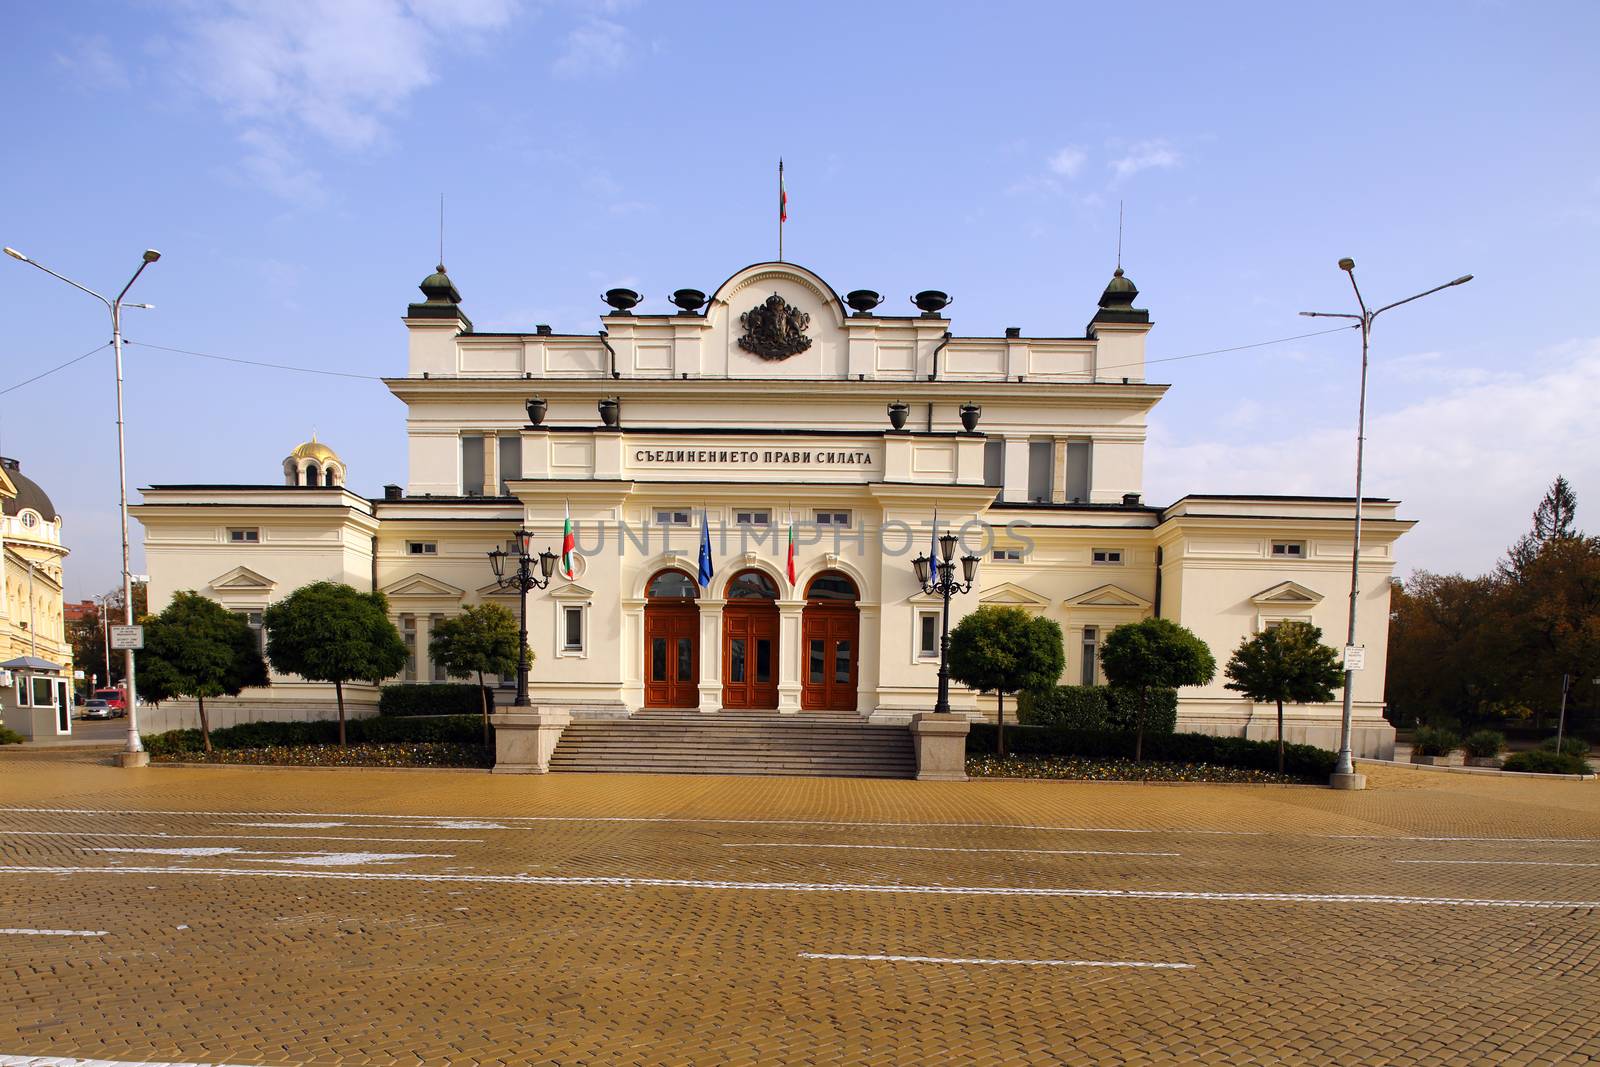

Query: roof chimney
[383,484,403,501]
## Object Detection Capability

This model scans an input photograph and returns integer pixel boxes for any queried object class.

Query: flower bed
[150,741,491,768]
[967,754,1312,784]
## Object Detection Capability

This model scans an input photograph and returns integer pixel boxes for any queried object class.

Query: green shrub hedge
[1540,736,1592,758]
[0,725,23,745]
[378,683,495,716]
[967,723,1336,780]
[143,714,489,756]
[1018,686,1178,734]
[1463,729,1505,758]
[1411,726,1460,757]
[1502,750,1591,775]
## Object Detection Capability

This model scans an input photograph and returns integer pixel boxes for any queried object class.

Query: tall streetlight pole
[912,531,980,713]
[488,530,558,706]
[5,245,160,767]
[1301,258,1471,789]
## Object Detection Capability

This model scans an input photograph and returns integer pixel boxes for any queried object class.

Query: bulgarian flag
[560,502,576,578]
[779,159,788,223]
[785,512,798,585]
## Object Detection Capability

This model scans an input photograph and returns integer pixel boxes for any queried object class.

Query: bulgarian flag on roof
[779,159,788,223]
[785,512,798,585]
[561,501,575,578]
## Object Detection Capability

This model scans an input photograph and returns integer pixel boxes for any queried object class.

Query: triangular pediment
[1251,580,1323,606]
[551,583,596,601]
[381,572,465,600]
[475,580,521,600]
[1064,583,1152,610]
[977,581,1051,609]
[209,565,276,592]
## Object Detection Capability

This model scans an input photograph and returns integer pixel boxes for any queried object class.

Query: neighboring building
[134,259,1409,756]
[0,457,75,737]
[64,599,97,624]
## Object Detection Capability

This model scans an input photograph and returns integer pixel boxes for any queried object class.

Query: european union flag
[697,509,715,588]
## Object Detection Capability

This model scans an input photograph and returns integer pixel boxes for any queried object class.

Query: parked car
[80,699,115,720]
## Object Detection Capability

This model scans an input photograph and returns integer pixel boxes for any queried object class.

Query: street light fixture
[5,245,162,767]
[912,525,980,714]
[487,529,559,706]
[1300,258,1472,788]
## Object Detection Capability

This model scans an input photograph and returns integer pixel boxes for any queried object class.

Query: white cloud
[54,35,131,90]
[168,0,519,196]
[552,18,628,78]
[1145,339,1600,577]
[1047,146,1087,178]
[1109,138,1181,178]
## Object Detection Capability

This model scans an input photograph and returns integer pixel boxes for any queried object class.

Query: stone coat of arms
[738,293,812,360]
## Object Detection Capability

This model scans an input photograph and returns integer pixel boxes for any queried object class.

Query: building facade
[134,259,1408,756]
[0,457,75,736]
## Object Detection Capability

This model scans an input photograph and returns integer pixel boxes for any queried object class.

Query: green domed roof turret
[1090,267,1149,327]
[406,263,471,328]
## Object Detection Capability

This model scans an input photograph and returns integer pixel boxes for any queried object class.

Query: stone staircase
[548,711,917,779]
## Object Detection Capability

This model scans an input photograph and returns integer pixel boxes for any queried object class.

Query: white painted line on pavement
[799,952,1195,970]
[1396,859,1600,868]
[1329,834,1600,844]
[0,929,107,937]
[3,830,478,844]
[0,1057,253,1066]
[85,847,453,865]
[2,863,1597,909]
[727,843,1181,857]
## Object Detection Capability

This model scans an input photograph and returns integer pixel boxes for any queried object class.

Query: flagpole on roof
[778,158,785,263]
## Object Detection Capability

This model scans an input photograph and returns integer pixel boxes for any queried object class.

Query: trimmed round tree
[428,602,529,745]
[947,605,1065,757]
[264,582,407,747]
[136,590,269,753]
[1224,621,1344,774]
[1099,617,1216,761]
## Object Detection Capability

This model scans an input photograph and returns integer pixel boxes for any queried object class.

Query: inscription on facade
[633,448,875,466]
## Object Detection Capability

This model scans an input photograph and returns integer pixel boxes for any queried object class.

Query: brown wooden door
[723,604,779,709]
[644,604,699,708]
[801,605,859,711]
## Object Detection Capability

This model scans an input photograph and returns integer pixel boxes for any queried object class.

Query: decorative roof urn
[598,397,621,427]
[959,403,982,432]
[603,288,642,314]
[846,290,884,316]
[912,290,952,317]
[525,397,547,426]
[887,400,910,431]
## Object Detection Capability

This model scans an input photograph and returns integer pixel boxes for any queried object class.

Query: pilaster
[777,598,804,713]
[697,597,725,712]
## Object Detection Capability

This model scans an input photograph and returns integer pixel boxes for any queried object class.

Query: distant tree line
[1386,476,1600,736]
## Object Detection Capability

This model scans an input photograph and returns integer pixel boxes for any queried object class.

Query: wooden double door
[644,603,699,708]
[722,603,779,709]
[801,605,859,711]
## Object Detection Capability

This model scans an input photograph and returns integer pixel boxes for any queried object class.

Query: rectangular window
[234,611,266,656]
[734,509,771,527]
[729,638,746,683]
[1092,548,1124,565]
[835,640,852,684]
[1065,441,1092,503]
[983,440,1005,488]
[461,434,485,497]
[15,678,28,707]
[992,547,1022,562]
[498,435,522,496]
[814,510,851,527]
[1272,541,1306,558]
[808,639,824,684]
[401,614,417,682]
[228,528,260,544]
[918,612,939,659]
[654,509,692,526]
[755,639,772,684]
[407,541,438,556]
[31,675,53,708]
[1027,440,1054,503]
[430,614,447,682]
[562,605,584,652]
[677,638,694,681]
[651,637,667,681]
[1080,626,1098,686]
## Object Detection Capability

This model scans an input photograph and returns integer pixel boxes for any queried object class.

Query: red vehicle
[91,687,128,716]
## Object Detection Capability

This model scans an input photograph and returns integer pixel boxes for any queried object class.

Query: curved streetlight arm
[8,253,111,307]
[113,259,154,309]
[1373,274,1473,319]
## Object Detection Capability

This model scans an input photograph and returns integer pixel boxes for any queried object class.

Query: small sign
[110,625,145,651]
[1343,645,1366,671]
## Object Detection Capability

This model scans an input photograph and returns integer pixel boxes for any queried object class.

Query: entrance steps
[549,711,916,779]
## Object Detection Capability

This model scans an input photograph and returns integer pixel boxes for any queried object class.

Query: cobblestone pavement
[0,751,1596,1066]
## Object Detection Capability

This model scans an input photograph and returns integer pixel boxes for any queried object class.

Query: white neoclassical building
[134,258,1409,756]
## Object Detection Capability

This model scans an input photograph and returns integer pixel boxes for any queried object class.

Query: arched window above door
[805,572,859,602]
[726,569,779,599]
[646,570,698,599]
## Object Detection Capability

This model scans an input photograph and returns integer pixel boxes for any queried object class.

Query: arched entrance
[722,569,779,709]
[644,569,699,708]
[801,571,860,712]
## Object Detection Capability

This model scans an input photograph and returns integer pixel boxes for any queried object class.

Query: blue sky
[4,1,1598,599]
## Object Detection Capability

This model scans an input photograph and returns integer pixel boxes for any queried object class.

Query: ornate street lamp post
[487,529,558,707]
[912,531,979,714]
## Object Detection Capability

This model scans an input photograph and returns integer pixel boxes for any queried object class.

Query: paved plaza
[0,751,1596,1066]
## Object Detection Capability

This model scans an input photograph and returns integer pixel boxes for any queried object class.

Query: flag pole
[778,158,785,263]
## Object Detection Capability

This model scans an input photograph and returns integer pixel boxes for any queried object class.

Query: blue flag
[697,509,715,588]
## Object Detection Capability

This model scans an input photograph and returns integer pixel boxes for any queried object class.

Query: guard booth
[0,656,72,739]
